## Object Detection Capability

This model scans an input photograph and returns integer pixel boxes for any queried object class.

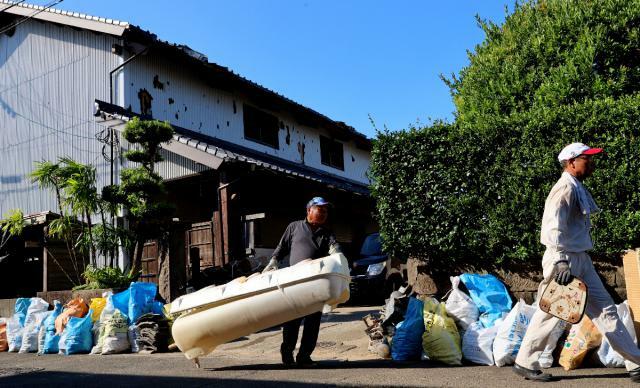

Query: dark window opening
[243,104,279,149]
[320,135,344,170]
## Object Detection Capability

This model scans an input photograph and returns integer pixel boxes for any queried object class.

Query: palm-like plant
[59,157,100,264]
[30,161,65,216]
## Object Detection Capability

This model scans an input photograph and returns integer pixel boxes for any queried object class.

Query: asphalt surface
[0,352,637,387]
[1,306,638,387]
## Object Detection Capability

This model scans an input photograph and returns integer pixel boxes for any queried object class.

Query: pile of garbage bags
[364,273,638,370]
[0,282,174,356]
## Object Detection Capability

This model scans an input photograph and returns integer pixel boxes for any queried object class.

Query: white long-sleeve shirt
[540,172,596,254]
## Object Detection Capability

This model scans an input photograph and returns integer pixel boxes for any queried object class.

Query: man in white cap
[513,142,640,382]
[263,197,341,367]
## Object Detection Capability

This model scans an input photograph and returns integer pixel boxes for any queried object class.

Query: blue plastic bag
[64,309,94,355]
[42,301,64,354]
[391,297,425,361]
[14,298,30,327]
[459,274,512,328]
[112,289,130,319]
[129,282,158,323]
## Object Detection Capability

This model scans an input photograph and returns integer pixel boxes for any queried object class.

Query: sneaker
[281,352,295,366]
[512,363,554,382]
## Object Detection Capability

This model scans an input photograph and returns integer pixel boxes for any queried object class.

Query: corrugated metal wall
[119,137,210,181]
[123,55,371,184]
[0,19,121,217]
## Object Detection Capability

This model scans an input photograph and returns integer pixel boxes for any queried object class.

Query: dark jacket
[271,220,341,266]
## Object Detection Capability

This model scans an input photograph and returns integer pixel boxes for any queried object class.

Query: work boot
[296,355,317,368]
[281,352,295,367]
[512,363,554,382]
[630,367,640,382]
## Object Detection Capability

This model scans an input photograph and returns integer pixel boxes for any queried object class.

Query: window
[320,135,344,170]
[243,104,279,149]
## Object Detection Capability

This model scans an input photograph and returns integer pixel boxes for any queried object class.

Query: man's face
[307,205,328,226]
[569,154,596,179]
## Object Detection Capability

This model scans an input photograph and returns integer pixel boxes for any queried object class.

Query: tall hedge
[371,0,640,267]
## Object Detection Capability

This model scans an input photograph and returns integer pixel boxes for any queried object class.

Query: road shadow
[210,358,467,371]
[322,308,379,324]
[0,371,345,388]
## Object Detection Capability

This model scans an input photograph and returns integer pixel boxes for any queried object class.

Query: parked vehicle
[349,233,406,304]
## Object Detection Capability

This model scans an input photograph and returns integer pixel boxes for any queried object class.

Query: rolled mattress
[170,253,351,359]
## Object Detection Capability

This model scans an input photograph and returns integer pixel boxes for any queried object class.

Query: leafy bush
[73,265,139,290]
[371,0,640,267]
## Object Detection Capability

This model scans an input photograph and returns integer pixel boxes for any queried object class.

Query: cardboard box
[623,249,640,338]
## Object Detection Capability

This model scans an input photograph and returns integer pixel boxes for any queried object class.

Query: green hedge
[371,0,640,267]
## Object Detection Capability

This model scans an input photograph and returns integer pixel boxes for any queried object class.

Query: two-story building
[0,1,376,299]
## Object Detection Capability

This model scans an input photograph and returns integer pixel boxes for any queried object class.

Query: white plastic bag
[598,301,636,368]
[128,325,139,353]
[91,292,116,355]
[23,298,49,328]
[101,309,130,355]
[445,276,479,331]
[6,315,23,352]
[538,319,568,368]
[19,311,51,353]
[493,299,536,367]
[462,319,502,365]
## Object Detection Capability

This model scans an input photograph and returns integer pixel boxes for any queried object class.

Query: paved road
[0,352,637,387]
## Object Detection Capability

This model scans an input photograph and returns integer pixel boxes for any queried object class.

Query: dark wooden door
[141,241,159,285]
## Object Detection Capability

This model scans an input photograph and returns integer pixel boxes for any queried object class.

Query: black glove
[554,260,573,286]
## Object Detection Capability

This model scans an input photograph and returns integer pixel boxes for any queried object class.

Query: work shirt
[540,172,597,256]
[271,220,341,266]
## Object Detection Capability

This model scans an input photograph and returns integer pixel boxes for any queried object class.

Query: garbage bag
[445,276,479,332]
[91,294,116,355]
[112,288,130,317]
[421,297,462,365]
[101,309,130,355]
[0,319,7,352]
[19,311,50,353]
[128,324,139,353]
[37,325,46,355]
[493,299,536,366]
[7,315,24,352]
[129,282,159,323]
[391,297,425,361]
[41,300,64,354]
[64,309,94,355]
[19,298,50,353]
[559,315,602,370]
[58,327,67,354]
[597,301,636,368]
[14,298,30,327]
[89,298,107,322]
[55,298,89,334]
[462,318,503,365]
[459,274,512,328]
[538,320,568,368]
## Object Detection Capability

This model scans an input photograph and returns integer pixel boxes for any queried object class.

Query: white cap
[557,142,603,162]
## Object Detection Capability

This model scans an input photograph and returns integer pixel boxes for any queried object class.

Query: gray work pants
[515,249,640,371]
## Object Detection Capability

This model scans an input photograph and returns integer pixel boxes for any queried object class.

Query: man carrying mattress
[262,196,342,367]
[513,142,640,382]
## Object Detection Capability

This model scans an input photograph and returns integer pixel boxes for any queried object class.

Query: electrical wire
[0,0,64,36]
[0,1,27,13]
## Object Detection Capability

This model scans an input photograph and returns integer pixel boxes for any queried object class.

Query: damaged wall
[122,55,371,185]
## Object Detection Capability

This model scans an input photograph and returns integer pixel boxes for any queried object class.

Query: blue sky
[50,1,511,138]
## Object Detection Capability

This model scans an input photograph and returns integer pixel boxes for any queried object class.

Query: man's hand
[554,260,573,286]
[262,258,278,273]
